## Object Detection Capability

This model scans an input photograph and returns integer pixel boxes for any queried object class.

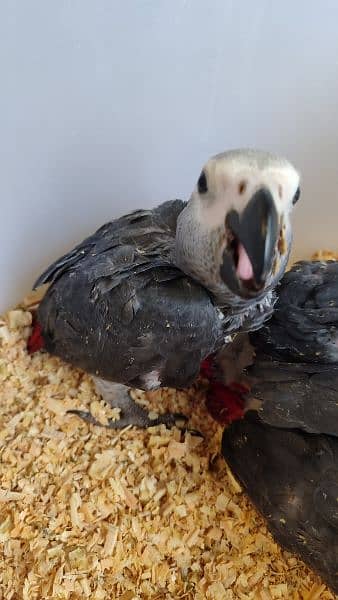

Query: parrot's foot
[67,379,194,431]
[67,406,189,429]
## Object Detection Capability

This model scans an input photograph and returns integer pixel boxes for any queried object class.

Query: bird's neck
[212,286,276,335]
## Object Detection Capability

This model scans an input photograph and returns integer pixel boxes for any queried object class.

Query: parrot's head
[175,149,300,305]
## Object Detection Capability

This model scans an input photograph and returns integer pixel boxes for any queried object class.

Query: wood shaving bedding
[0,265,337,600]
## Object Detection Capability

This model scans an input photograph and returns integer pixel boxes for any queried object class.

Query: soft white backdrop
[1,0,338,311]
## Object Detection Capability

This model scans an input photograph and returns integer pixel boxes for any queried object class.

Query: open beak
[221,188,279,295]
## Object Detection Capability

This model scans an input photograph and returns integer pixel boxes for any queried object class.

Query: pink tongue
[236,243,254,281]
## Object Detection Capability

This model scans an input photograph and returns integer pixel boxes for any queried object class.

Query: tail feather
[200,354,246,424]
[27,321,44,354]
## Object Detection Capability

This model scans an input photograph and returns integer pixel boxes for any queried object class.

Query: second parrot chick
[217,261,338,594]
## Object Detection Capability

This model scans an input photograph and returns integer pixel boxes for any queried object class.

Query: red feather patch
[27,321,44,354]
[200,355,215,379]
[206,381,246,425]
[200,354,248,424]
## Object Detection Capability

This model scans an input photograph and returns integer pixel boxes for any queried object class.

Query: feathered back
[251,260,338,363]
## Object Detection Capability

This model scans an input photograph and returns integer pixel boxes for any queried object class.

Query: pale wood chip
[70,491,84,529]
[0,489,23,502]
[21,285,49,308]
[167,439,187,461]
[7,309,32,330]
[88,450,116,480]
[103,524,118,557]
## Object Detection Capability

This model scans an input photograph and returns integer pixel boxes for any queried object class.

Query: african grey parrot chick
[217,261,338,593]
[28,149,300,430]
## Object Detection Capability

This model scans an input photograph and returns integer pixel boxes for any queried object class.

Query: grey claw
[147,411,188,429]
[66,409,102,426]
[66,409,134,430]
[156,414,203,437]
[170,412,189,426]
[185,428,204,438]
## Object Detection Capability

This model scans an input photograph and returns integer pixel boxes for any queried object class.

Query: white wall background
[1,1,338,312]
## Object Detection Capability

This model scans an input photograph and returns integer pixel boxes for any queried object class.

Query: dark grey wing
[222,415,338,595]
[38,264,224,388]
[34,199,186,288]
[247,358,338,436]
[36,198,225,388]
[33,209,150,288]
[252,260,338,363]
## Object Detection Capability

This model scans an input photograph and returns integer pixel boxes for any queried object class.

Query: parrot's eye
[292,186,301,205]
[198,171,208,194]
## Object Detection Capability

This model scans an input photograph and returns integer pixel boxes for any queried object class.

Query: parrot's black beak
[221,188,279,297]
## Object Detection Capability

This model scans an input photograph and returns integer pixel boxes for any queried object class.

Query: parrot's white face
[175,149,300,305]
